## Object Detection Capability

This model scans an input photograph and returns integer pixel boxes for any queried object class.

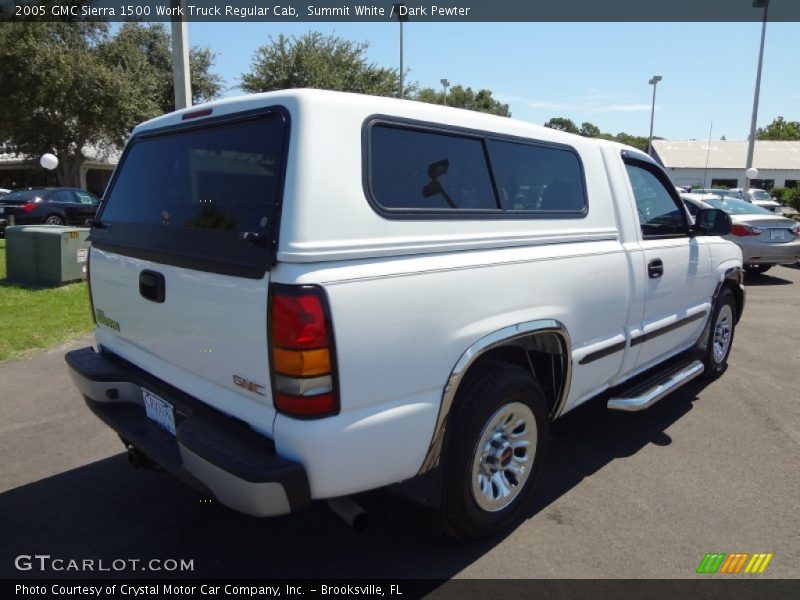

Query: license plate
[0,207,4,214]
[770,229,784,240]
[143,388,176,435]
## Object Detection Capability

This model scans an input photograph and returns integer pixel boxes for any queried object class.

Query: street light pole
[170,0,191,110]
[440,78,450,106]
[647,75,662,156]
[745,0,769,191]
[393,4,409,99]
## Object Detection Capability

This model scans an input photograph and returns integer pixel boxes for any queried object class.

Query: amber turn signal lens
[273,347,331,377]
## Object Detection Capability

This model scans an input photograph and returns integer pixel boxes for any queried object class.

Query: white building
[652,139,800,190]
[0,145,119,196]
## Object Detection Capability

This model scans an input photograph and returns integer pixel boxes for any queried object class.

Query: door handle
[139,270,165,303]
[648,259,664,279]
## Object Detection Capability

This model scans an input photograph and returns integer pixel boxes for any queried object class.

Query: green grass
[0,239,94,361]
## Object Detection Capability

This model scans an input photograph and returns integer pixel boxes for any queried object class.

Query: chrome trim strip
[607,360,704,412]
[417,319,572,474]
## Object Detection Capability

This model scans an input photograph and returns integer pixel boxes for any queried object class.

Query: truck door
[623,154,712,371]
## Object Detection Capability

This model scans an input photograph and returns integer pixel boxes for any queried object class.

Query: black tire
[745,264,771,275]
[703,288,736,379]
[443,360,548,540]
[45,215,65,226]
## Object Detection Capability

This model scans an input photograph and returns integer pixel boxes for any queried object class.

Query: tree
[414,85,510,117]
[757,116,800,141]
[241,32,403,97]
[613,132,650,152]
[0,22,221,187]
[579,122,601,138]
[241,32,512,118]
[102,23,222,117]
[544,117,579,134]
[544,116,652,151]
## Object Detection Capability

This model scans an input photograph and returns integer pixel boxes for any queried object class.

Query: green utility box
[5,225,90,287]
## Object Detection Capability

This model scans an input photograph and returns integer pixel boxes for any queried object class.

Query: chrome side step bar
[607,360,705,412]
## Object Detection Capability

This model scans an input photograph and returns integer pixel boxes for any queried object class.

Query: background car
[689,188,738,199]
[0,188,10,197]
[0,187,100,236]
[728,187,782,213]
[682,194,800,274]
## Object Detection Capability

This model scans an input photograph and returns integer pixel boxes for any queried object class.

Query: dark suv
[0,188,100,235]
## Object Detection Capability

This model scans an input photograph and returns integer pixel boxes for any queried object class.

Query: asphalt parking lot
[1,265,799,580]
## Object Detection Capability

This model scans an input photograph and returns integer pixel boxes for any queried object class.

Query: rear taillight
[21,202,37,213]
[270,285,338,418]
[790,225,799,237]
[731,224,763,237]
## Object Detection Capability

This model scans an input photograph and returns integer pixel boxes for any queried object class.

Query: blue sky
[188,21,799,140]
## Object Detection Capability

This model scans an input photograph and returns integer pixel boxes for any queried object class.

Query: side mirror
[694,208,731,236]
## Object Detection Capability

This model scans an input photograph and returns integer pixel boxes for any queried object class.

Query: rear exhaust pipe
[126,446,158,470]
[327,497,369,531]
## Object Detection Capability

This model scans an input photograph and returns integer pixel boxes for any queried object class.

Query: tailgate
[86,107,290,435]
[90,248,275,431]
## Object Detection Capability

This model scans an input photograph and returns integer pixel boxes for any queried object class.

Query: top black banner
[1,0,799,23]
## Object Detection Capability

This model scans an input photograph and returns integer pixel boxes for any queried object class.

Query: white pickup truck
[66,89,744,539]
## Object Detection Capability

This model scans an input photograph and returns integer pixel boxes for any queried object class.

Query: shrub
[771,187,790,203]
[784,188,800,211]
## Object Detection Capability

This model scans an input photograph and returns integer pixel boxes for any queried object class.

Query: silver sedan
[682,194,800,274]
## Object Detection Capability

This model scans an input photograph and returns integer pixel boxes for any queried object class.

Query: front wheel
[745,264,771,275]
[443,360,548,539]
[703,288,736,379]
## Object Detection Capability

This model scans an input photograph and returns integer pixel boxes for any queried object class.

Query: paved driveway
[1,266,799,579]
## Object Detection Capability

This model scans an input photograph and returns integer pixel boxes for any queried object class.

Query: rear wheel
[744,264,771,275]
[443,360,548,539]
[703,288,736,379]
[45,215,65,226]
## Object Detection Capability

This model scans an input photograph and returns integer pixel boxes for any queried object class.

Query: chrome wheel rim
[470,401,536,513]
[712,304,733,364]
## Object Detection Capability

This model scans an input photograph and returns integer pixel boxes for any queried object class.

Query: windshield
[751,190,772,201]
[705,198,773,215]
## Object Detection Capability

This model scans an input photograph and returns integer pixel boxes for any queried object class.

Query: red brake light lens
[21,202,37,213]
[731,224,762,237]
[181,108,213,120]
[275,392,336,416]
[271,293,328,349]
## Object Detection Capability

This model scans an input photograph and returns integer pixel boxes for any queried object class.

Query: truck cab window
[625,163,687,238]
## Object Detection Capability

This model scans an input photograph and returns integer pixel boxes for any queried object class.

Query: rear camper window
[94,111,287,278]
[366,121,587,218]
[369,125,498,212]
[487,140,586,213]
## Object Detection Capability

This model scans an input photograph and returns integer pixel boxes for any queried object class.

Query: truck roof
[128,88,634,264]
[134,88,606,148]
